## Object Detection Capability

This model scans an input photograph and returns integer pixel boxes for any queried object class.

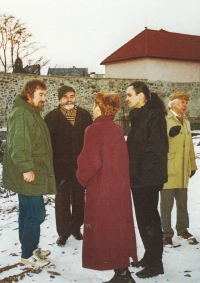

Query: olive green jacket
[2,95,56,196]
[163,109,197,189]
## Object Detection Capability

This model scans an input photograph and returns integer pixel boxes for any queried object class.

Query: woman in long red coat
[76,92,137,283]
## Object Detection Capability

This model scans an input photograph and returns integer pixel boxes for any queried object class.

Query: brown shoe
[163,237,173,246]
[178,231,193,239]
[178,231,198,245]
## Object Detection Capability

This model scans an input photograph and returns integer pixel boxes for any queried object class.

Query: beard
[60,103,75,111]
[37,102,45,111]
[28,100,45,111]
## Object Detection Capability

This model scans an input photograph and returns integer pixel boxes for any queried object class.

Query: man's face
[125,86,140,108]
[29,88,46,111]
[60,91,76,110]
[171,99,188,115]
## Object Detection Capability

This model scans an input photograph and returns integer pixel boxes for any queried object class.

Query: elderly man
[44,85,92,246]
[3,79,57,267]
[160,92,197,246]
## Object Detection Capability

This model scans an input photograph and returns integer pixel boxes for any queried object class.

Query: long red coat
[76,115,137,270]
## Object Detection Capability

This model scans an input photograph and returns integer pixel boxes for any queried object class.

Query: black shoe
[136,265,164,279]
[131,257,147,268]
[56,235,68,246]
[103,268,136,283]
[72,231,83,240]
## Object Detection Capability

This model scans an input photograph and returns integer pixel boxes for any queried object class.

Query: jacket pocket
[167,152,176,176]
[32,162,48,186]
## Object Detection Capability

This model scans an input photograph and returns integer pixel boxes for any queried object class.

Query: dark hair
[94,92,120,116]
[20,79,47,101]
[128,81,167,115]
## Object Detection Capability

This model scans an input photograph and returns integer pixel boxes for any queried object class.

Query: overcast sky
[1,0,200,75]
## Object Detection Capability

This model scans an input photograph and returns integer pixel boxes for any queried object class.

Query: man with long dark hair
[126,81,168,279]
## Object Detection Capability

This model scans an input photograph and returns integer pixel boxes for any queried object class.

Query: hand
[169,126,181,137]
[23,171,35,182]
[190,170,196,178]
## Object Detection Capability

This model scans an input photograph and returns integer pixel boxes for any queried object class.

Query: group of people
[2,78,197,283]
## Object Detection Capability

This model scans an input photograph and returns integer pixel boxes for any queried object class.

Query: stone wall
[0,72,200,129]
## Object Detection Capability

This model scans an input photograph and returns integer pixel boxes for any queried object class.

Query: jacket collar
[129,100,152,120]
[93,115,114,123]
[13,95,41,114]
[56,105,83,127]
[167,109,188,121]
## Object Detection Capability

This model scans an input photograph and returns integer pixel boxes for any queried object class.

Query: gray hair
[168,98,179,109]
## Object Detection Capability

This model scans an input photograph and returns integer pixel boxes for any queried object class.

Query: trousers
[18,194,46,259]
[131,185,163,266]
[160,188,189,237]
[55,177,85,237]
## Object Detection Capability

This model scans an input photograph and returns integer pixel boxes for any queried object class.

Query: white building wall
[105,58,200,82]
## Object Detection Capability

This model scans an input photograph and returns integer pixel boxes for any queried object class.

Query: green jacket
[163,109,197,189]
[2,95,57,196]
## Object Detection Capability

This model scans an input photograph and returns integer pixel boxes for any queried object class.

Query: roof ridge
[101,28,200,65]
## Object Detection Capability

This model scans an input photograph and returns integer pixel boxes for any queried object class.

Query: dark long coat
[44,106,92,185]
[127,101,168,188]
[76,115,137,271]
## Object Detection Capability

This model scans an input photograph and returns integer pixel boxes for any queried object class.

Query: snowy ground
[1,136,200,283]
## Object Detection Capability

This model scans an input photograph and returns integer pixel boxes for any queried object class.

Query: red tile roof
[100,28,200,64]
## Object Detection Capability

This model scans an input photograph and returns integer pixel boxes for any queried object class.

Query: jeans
[18,194,46,259]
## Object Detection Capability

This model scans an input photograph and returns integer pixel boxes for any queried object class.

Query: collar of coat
[167,109,189,121]
[129,100,155,120]
[93,115,114,124]
[13,95,41,114]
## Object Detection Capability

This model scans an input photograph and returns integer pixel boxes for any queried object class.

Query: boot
[131,257,147,268]
[72,230,83,240]
[136,263,164,279]
[103,268,136,283]
[56,235,68,246]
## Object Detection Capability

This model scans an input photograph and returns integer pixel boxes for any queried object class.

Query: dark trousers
[18,194,45,259]
[131,185,163,266]
[55,177,85,237]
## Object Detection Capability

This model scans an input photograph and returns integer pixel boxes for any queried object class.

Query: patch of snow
[1,136,200,282]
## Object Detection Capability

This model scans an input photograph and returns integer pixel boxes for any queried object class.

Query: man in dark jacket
[3,79,57,267]
[126,81,168,279]
[44,85,92,246]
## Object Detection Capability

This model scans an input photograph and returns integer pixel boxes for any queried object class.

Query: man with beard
[44,85,92,246]
[3,79,57,267]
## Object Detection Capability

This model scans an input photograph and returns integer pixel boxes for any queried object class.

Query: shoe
[136,265,164,279]
[178,231,193,239]
[103,274,136,283]
[21,254,50,267]
[131,257,147,268]
[56,235,68,246]
[103,268,136,283]
[163,237,173,246]
[178,231,198,245]
[33,248,51,259]
[72,231,83,240]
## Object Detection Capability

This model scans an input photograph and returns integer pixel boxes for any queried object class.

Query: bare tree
[0,14,11,71]
[0,14,49,72]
